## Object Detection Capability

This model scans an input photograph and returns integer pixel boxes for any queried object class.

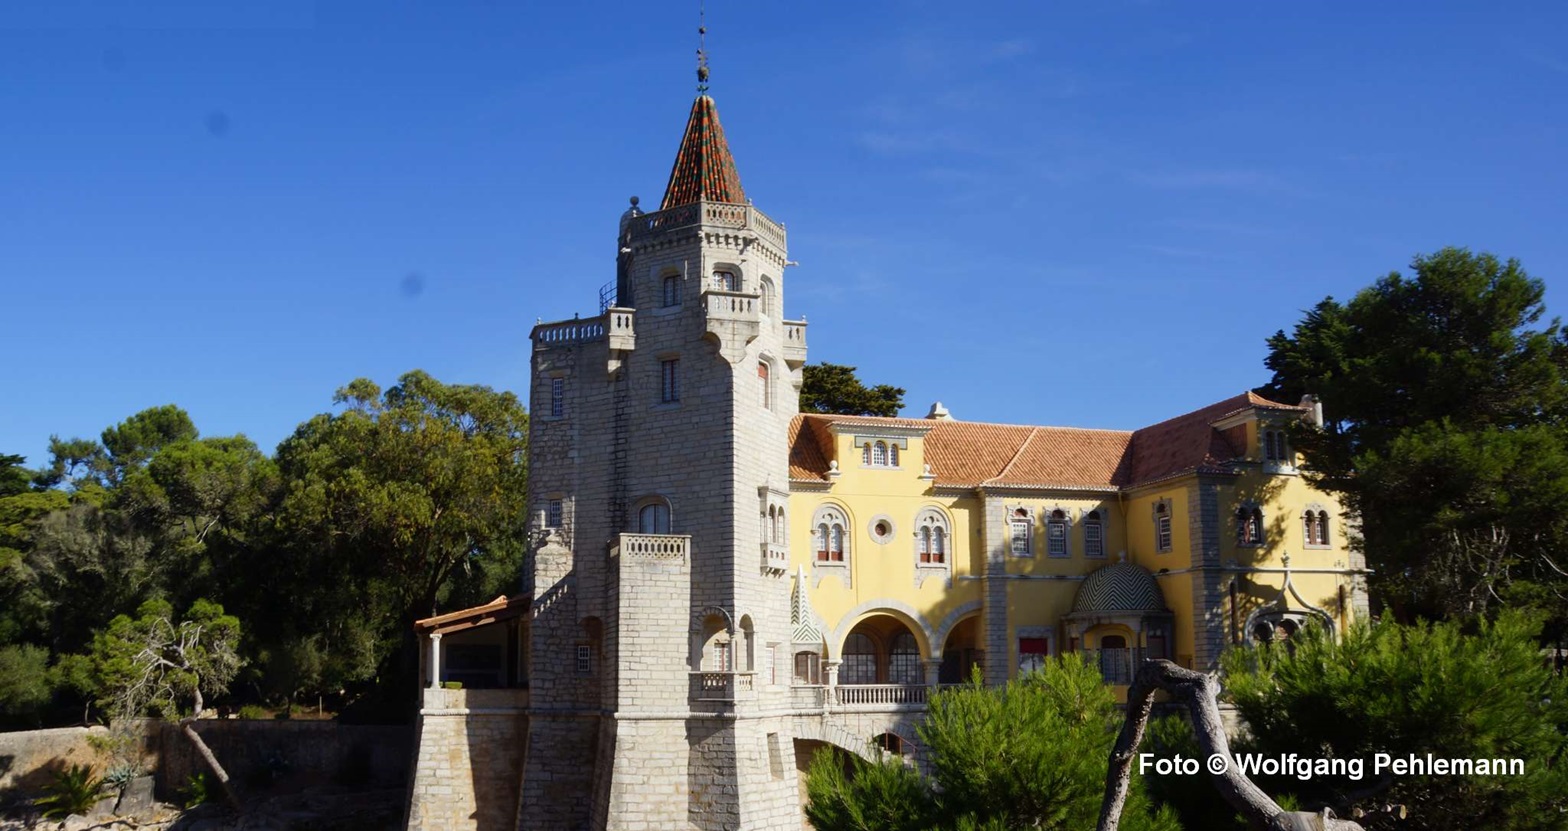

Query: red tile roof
[788,392,1307,490]
[660,95,746,210]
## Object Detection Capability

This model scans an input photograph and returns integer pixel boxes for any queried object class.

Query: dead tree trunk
[180,688,242,810]
[1095,659,1364,831]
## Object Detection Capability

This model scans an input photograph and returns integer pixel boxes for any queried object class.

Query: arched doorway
[939,615,984,684]
[836,614,927,705]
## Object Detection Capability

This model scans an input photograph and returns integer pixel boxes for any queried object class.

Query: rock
[88,792,119,820]
[60,815,93,831]
[114,775,157,817]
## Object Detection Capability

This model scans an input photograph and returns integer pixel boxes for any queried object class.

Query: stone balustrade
[833,684,929,708]
[624,201,787,251]
[703,289,760,322]
[617,533,690,562]
[690,671,756,702]
[605,307,635,352]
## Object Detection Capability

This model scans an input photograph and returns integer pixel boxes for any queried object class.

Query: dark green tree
[800,363,906,417]
[805,657,1178,831]
[1220,614,1568,830]
[1257,248,1568,623]
[268,370,528,702]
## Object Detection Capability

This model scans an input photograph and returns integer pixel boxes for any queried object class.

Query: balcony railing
[533,307,636,351]
[624,201,787,251]
[703,289,761,322]
[835,684,928,707]
[617,533,690,562]
[690,671,756,702]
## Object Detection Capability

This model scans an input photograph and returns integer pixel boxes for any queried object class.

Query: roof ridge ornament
[696,0,709,92]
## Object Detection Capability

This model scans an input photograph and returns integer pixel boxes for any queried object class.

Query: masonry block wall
[406,689,527,831]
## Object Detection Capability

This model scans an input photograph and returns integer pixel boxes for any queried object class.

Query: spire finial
[696,0,710,92]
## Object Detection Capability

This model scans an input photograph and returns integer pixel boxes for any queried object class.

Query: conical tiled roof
[660,95,747,209]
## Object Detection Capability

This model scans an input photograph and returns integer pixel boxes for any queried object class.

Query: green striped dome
[1073,562,1166,614]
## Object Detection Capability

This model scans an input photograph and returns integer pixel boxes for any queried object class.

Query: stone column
[427,633,442,689]
[923,658,941,689]
[824,660,840,713]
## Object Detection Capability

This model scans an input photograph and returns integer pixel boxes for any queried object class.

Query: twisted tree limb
[1096,659,1364,831]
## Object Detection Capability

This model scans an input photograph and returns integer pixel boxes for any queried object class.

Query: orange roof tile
[786,391,1308,491]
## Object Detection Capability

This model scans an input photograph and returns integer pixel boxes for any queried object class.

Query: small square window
[545,499,563,529]
[575,645,592,676]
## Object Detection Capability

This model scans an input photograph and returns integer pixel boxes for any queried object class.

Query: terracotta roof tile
[787,391,1306,491]
[660,95,746,210]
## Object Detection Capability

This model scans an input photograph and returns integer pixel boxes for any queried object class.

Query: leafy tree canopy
[800,362,906,417]
[1257,248,1568,623]
[268,370,528,699]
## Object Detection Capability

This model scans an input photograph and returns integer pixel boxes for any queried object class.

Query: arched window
[1236,506,1264,546]
[872,442,888,466]
[713,269,738,291]
[757,361,772,409]
[1046,509,1070,557]
[888,444,900,467]
[1010,508,1032,557]
[662,274,680,307]
[888,631,921,685]
[842,633,877,684]
[915,508,951,565]
[1316,511,1330,546]
[1154,502,1173,553]
[759,277,775,316]
[1084,509,1105,558]
[862,443,872,466]
[637,500,671,534]
[813,506,848,562]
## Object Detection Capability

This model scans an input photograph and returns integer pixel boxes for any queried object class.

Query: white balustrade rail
[618,533,690,561]
[834,684,928,707]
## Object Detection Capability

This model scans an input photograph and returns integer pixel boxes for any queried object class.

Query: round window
[868,516,896,545]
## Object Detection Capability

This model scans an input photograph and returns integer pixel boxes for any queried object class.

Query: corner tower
[519,88,808,831]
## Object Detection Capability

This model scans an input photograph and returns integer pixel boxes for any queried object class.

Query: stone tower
[519,90,809,831]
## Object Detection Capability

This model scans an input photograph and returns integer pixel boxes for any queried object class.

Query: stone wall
[0,725,110,804]
[404,689,526,831]
[158,719,409,797]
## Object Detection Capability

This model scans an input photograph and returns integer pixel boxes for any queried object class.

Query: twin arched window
[916,509,950,565]
[1236,506,1264,546]
[813,507,848,562]
[764,504,786,545]
[1303,510,1331,546]
[713,270,739,292]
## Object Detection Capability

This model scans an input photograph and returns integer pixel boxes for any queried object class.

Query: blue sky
[3,1,1566,467]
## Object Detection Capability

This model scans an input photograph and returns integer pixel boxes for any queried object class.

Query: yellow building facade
[783,393,1369,698]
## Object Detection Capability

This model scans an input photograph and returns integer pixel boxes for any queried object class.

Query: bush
[804,657,1179,831]
[33,763,105,819]
[237,704,269,720]
[1221,612,1568,830]
[179,772,212,809]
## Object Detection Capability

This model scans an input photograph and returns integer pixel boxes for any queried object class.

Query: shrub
[237,704,269,720]
[33,763,105,819]
[1221,611,1568,830]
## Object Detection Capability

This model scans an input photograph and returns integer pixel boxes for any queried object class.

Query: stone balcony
[701,290,762,363]
[616,533,690,563]
[783,319,807,367]
[761,542,789,575]
[532,307,637,376]
[690,671,756,703]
